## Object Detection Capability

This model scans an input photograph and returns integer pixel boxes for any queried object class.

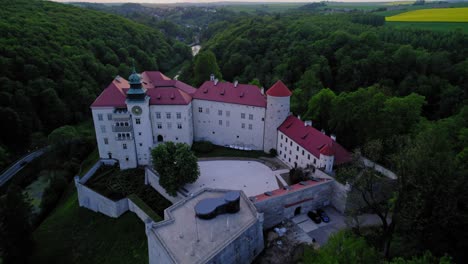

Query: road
[0,147,48,187]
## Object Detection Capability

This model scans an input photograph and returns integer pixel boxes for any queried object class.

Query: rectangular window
[285,138,288,143]
[280,143,282,147]
[167,123,172,129]
[241,123,245,129]
[176,112,181,119]
[198,107,203,113]
[136,118,141,124]
[302,150,305,155]
[280,150,282,155]
[156,112,161,119]
[219,120,222,125]
[308,154,310,160]
[296,155,298,160]
[104,138,108,145]
[281,135,283,139]
[166,112,171,119]
[241,113,245,119]
[249,114,253,120]
[107,113,112,120]
[314,159,316,164]
[177,123,182,129]
[226,111,230,117]
[123,143,127,149]
[226,121,230,127]
[98,114,103,121]
[297,146,299,151]
[157,123,162,129]
[290,142,292,146]
[218,110,222,116]
[100,125,106,133]
[139,143,143,147]
[248,124,252,130]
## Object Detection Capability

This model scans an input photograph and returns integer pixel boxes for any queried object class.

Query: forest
[0,0,467,263]
[0,0,191,166]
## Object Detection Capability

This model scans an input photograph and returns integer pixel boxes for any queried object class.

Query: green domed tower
[126,67,146,101]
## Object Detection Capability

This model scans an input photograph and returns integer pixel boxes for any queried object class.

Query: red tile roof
[320,144,334,156]
[254,179,331,202]
[90,78,128,108]
[193,81,267,108]
[90,72,196,107]
[278,116,351,165]
[266,80,292,97]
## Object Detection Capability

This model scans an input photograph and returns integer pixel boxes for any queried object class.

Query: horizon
[53,0,420,4]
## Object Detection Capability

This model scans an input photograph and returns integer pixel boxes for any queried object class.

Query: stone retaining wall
[144,167,184,203]
[312,169,350,213]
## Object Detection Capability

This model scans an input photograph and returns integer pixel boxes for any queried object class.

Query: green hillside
[0,0,190,163]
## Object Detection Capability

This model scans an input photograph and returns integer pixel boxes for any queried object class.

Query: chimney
[321,129,326,135]
[210,74,215,81]
[298,115,301,120]
[260,87,264,95]
[331,134,336,141]
[305,120,312,127]
[214,79,218,86]
[234,80,238,87]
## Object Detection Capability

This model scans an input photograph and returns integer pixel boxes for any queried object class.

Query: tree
[302,230,380,264]
[304,88,336,131]
[193,50,222,86]
[0,185,34,264]
[151,142,200,196]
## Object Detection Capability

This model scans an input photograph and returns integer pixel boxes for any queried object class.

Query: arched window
[157,135,163,142]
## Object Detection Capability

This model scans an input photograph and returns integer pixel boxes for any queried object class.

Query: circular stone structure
[185,160,280,197]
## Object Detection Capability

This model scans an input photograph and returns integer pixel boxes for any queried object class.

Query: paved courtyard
[184,160,280,197]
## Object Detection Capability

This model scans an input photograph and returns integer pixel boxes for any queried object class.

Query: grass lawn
[31,184,149,264]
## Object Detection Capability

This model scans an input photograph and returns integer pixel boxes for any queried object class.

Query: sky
[55,0,411,3]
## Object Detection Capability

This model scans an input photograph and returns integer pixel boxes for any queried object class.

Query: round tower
[263,80,291,153]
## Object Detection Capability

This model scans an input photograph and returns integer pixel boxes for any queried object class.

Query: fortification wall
[254,181,333,229]
[312,169,350,213]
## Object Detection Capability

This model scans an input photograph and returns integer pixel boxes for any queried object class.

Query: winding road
[0,147,48,187]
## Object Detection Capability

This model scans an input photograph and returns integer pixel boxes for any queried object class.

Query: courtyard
[184,160,284,197]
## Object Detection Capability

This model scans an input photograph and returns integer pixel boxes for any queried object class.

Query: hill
[0,0,190,164]
[386,7,468,22]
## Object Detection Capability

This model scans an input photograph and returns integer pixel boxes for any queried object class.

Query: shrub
[192,141,215,153]
[269,148,278,156]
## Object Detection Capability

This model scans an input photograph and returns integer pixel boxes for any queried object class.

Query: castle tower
[319,144,335,174]
[126,68,153,166]
[263,80,291,153]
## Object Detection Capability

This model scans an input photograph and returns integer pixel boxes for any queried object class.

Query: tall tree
[193,51,222,86]
[151,142,200,196]
[0,185,34,264]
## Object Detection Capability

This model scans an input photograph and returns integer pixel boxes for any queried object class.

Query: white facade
[276,131,335,173]
[149,103,193,146]
[192,100,266,150]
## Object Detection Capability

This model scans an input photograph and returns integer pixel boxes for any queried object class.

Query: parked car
[316,208,330,223]
[307,210,322,224]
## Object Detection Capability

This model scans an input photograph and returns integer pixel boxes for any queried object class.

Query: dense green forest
[0,0,190,166]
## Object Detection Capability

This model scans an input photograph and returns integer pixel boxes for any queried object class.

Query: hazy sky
[55,0,408,3]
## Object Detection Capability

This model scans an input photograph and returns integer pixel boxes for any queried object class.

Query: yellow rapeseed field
[386,7,468,22]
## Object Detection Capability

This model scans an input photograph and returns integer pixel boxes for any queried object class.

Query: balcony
[115,135,133,141]
[112,124,133,132]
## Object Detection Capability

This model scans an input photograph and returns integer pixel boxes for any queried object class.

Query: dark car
[316,208,330,223]
[307,210,322,224]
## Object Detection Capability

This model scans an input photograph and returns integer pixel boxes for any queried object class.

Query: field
[31,185,149,264]
[386,7,468,22]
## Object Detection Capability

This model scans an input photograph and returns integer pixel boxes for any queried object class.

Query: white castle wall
[92,108,138,169]
[277,131,321,168]
[149,103,193,146]
[192,99,266,150]
[263,95,290,152]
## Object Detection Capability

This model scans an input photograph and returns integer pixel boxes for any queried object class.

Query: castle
[91,70,350,173]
